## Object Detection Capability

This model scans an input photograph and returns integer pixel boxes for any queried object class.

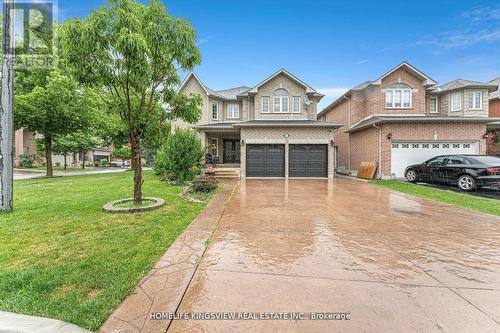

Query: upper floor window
[292,96,301,113]
[211,102,219,120]
[468,91,482,110]
[430,97,438,113]
[273,89,289,113]
[385,84,412,108]
[227,104,240,119]
[451,91,462,111]
[262,96,269,113]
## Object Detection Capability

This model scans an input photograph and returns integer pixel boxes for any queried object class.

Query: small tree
[71,131,101,169]
[52,135,77,170]
[14,71,98,176]
[112,146,132,168]
[61,0,202,202]
[154,129,205,184]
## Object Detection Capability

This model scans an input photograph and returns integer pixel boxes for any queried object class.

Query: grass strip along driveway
[371,180,500,216]
[0,171,208,331]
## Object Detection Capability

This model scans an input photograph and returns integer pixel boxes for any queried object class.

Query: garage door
[246,144,285,177]
[289,144,328,177]
[391,142,479,177]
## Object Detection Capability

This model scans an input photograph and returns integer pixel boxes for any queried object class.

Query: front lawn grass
[0,171,209,330]
[371,180,500,216]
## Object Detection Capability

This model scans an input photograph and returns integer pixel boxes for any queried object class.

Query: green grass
[371,180,500,216]
[0,171,209,330]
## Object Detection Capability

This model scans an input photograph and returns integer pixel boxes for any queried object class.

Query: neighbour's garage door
[391,142,479,177]
[246,144,285,177]
[289,144,328,177]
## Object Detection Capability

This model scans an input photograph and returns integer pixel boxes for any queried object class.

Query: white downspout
[372,123,382,179]
[343,95,351,170]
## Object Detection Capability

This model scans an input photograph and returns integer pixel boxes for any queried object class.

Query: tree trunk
[63,154,67,170]
[130,146,136,171]
[81,151,85,169]
[131,133,142,202]
[45,137,53,177]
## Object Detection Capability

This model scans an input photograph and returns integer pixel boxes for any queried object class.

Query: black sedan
[404,155,500,191]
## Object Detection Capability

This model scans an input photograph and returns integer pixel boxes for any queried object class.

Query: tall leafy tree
[111,146,132,168]
[71,131,102,169]
[51,135,77,170]
[14,71,99,176]
[61,0,202,202]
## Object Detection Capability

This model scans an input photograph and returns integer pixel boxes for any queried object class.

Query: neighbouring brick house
[487,77,500,156]
[14,128,111,167]
[317,62,499,178]
[176,69,341,178]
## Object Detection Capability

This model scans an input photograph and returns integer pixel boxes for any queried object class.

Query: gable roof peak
[246,68,323,98]
[371,61,437,87]
[177,71,210,95]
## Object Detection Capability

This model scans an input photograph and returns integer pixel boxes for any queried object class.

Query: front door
[223,139,240,163]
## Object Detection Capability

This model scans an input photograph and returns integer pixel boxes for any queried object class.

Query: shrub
[55,162,61,167]
[18,154,35,168]
[191,175,218,193]
[154,129,205,184]
[100,158,108,166]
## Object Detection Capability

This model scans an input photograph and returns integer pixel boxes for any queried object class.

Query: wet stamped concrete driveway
[167,178,500,333]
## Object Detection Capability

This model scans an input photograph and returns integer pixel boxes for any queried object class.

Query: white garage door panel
[391,142,479,178]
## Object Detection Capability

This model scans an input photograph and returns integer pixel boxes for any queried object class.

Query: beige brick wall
[442,89,489,117]
[253,73,318,121]
[175,76,210,130]
[240,127,335,178]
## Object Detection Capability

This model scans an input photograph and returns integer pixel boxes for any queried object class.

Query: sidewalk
[0,311,91,333]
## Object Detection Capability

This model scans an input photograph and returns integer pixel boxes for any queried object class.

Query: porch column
[285,139,289,178]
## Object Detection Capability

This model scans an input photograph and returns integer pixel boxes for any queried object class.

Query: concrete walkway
[102,178,500,332]
[0,311,91,333]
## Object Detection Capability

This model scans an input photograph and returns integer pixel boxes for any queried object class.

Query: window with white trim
[430,96,438,113]
[451,92,462,111]
[272,89,289,113]
[385,84,412,108]
[211,102,219,120]
[468,91,482,110]
[227,104,240,118]
[292,96,301,113]
[262,96,269,113]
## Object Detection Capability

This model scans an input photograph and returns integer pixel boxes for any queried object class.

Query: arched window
[273,89,289,113]
[385,83,412,108]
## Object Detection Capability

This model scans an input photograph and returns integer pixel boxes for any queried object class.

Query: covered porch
[196,123,241,166]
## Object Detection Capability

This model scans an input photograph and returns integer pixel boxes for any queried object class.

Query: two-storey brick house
[177,69,341,178]
[487,77,500,156]
[317,62,498,178]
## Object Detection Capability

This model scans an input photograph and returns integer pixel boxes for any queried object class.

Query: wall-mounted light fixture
[240,139,245,146]
[330,139,334,146]
[482,133,489,139]
[283,133,290,138]
[386,133,392,140]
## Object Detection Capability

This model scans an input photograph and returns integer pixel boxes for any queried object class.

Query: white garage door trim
[390,141,479,178]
